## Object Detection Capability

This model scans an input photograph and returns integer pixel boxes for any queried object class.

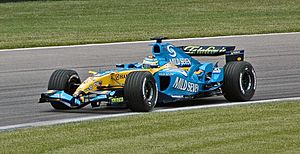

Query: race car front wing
[39,90,124,107]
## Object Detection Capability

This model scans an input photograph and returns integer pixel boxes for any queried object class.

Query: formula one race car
[39,37,256,112]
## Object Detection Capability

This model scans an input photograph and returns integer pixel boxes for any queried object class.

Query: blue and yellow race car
[39,37,256,112]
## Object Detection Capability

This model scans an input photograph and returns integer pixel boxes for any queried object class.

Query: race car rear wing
[177,46,244,63]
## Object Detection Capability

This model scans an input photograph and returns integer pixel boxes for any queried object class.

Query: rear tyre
[124,71,158,112]
[222,61,256,101]
[48,69,81,109]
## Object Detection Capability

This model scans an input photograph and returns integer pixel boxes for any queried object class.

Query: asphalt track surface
[0,33,299,127]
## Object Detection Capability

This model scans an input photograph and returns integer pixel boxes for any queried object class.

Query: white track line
[0,32,299,52]
[1,97,299,131]
[155,97,300,112]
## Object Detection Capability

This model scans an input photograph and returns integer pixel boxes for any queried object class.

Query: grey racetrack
[0,33,299,127]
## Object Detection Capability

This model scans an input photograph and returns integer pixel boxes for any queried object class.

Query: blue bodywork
[40,38,244,108]
[147,42,225,103]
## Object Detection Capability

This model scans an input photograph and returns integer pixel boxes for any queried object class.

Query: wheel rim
[67,75,80,94]
[143,81,154,104]
[241,71,252,92]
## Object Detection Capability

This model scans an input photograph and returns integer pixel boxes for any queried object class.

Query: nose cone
[73,77,99,97]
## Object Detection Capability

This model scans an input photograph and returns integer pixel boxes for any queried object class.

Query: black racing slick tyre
[124,71,158,112]
[48,69,81,109]
[222,61,256,102]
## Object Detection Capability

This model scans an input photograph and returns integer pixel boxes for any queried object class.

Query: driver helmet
[143,55,158,69]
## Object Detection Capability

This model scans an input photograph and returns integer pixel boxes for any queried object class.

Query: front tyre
[124,71,158,112]
[222,61,256,101]
[48,69,81,109]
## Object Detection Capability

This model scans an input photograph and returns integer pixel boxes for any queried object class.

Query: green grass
[0,0,299,49]
[0,101,299,153]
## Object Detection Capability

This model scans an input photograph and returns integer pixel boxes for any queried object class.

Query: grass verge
[0,0,299,49]
[0,101,299,153]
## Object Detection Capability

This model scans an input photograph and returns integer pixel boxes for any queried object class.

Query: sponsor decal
[171,95,184,98]
[229,50,243,55]
[172,77,199,93]
[167,45,177,57]
[158,72,174,76]
[109,91,116,96]
[112,73,127,80]
[184,46,226,55]
[95,95,107,100]
[169,58,191,66]
[111,97,124,103]
[213,68,221,73]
